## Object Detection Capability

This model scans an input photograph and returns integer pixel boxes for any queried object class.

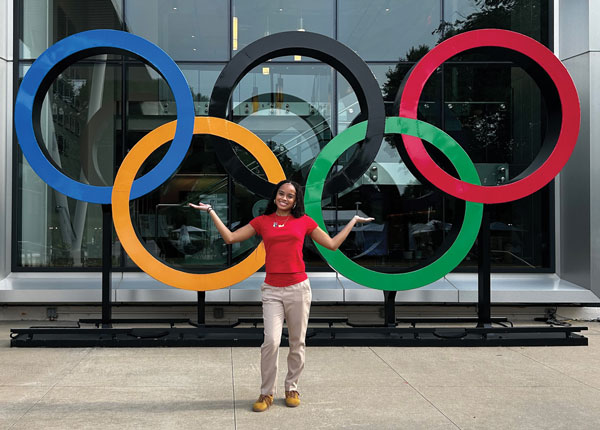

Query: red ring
[398,29,580,204]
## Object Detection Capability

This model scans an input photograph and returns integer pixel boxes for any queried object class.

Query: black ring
[209,31,385,198]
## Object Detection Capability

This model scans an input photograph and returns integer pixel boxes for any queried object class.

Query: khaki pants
[260,279,312,395]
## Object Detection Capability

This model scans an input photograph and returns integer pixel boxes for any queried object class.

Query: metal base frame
[10,324,588,347]
[9,207,590,348]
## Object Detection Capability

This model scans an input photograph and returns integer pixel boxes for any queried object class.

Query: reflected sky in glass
[232,0,333,60]
[125,0,228,61]
[338,0,440,61]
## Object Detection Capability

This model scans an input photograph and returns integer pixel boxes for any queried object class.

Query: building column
[558,0,600,299]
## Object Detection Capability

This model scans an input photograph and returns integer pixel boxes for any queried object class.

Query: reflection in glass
[126,63,178,147]
[232,0,334,60]
[127,63,223,120]
[126,156,232,270]
[332,137,464,271]
[338,62,441,132]
[124,135,265,271]
[180,65,223,116]
[439,61,548,269]
[442,64,542,178]
[338,65,390,133]
[231,182,267,266]
[125,0,228,61]
[337,64,441,182]
[232,64,333,184]
[441,0,548,44]
[125,64,263,270]
[20,0,123,58]
[229,64,333,268]
[334,54,549,269]
[125,62,180,268]
[17,62,122,268]
[338,0,440,61]
[14,0,552,273]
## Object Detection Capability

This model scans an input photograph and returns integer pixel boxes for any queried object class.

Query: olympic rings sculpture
[14,29,580,292]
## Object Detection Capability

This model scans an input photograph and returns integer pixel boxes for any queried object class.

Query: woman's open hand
[188,202,212,212]
[353,215,375,223]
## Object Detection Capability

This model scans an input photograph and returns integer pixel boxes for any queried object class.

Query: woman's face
[274,183,297,214]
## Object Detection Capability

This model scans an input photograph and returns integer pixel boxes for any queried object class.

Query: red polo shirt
[249,214,318,287]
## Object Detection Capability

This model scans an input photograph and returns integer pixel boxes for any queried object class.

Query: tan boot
[252,394,273,412]
[285,390,300,407]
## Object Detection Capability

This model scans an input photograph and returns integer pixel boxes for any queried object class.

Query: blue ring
[14,30,195,204]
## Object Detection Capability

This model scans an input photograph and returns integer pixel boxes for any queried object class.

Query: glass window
[19,0,124,59]
[337,64,442,177]
[338,0,441,61]
[338,64,392,132]
[17,62,122,268]
[232,63,333,184]
[335,64,454,272]
[125,62,175,269]
[13,0,553,273]
[442,62,549,269]
[124,136,236,271]
[338,62,441,131]
[125,0,229,61]
[442,0,549,45]
[232,0,334,60]
[334,54,550,270]
[464,191,551,270]
[124,63,254,271]
[333,151,466,272]
[180,65,224,116]
[442,63,543,177]
[230,63,334,269]
[126,63,175,150]
[126,63,223,120]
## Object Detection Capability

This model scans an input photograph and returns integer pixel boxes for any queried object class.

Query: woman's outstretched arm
[309,215,374,251]
[188,202,256,244]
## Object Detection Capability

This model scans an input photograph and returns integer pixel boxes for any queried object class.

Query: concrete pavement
[1,321,600,429]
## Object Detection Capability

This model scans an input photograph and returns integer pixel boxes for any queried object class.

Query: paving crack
[9,347,93,429]
[508,346,600,393]
[369,347,462,430]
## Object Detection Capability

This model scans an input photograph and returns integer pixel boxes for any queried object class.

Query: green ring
[304,117,483,291]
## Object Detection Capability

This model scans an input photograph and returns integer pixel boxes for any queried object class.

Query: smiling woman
[189,179,373,411]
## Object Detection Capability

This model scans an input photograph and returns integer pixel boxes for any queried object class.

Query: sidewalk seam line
[231,347,237,430]
[369,347,463,430]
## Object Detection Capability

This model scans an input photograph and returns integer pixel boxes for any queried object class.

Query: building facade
[1,0,599,306]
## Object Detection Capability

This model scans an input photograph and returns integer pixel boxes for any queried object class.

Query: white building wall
[558,0,600,299]
[0,0,14,281]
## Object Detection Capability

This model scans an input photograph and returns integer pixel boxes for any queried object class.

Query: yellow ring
[112,117,286,291]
